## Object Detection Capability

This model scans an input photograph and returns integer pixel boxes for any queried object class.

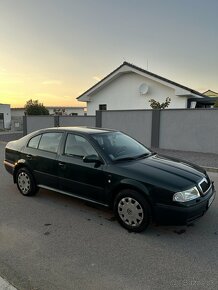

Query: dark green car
[4,127,216,232]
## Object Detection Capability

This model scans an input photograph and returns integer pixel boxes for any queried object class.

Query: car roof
[38,126,117,134]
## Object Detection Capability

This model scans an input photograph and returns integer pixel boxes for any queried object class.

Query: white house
[0,104,11,129]
[203,90,218,97]
[77,62,212,115]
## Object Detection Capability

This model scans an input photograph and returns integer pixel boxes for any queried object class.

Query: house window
[99,104,107,111]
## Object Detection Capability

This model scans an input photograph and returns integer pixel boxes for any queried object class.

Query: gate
[0,113,4,129]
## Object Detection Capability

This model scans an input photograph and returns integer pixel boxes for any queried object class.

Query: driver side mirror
[83,154,103,164]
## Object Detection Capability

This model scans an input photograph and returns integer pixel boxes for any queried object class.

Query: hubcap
[18,172,31,194]
[118,197,144,227]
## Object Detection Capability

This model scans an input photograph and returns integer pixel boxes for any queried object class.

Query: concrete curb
[0,131,23,135]
[0,276,17,290]
[203,166,218,173]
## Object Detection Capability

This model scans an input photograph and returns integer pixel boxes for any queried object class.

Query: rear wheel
[114,189,151,232]
[16,167,38,196]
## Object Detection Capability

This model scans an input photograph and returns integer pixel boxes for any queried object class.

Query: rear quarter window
[27,134,42,149]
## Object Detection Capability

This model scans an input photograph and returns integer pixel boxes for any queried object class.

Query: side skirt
[38,184,110,207]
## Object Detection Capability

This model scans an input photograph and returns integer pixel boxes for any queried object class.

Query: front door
[58,133,106,203]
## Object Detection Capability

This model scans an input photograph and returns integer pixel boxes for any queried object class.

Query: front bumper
[154,184,216,225]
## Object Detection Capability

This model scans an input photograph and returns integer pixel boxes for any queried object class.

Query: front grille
[199,178,211,195]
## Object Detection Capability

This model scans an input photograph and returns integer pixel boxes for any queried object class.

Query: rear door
[58,133,107,203]
[22,132,63,189]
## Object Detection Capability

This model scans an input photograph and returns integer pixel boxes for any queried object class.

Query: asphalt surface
[153,148,218,170]
[0,132,23,143]
[0,141,218,290]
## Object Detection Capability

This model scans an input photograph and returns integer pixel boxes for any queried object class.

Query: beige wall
[0,104,11,129]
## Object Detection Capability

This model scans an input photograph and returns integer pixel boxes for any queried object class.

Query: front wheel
[16,167,38,196]
[114,189,151,232]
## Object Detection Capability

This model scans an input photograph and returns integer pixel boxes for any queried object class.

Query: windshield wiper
[114,156,137,162]
[135,152,157,159]
[134,153,151,159]
[114,153,150,162]
[114,152,155,162]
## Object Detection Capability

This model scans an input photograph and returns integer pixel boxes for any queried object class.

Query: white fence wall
[159,109,218,154]
[101,110,152,147]
[26,116,55,134]
[24,109,218,154]
[59,116,95,127]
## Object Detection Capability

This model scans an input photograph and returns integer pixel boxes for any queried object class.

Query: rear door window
[38,132,63,153]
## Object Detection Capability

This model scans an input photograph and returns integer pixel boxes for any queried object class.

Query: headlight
[173,186,200,202]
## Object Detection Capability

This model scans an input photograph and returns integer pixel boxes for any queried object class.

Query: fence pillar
[151,110,160,148]
[96,111,102,128]
[54,116,59,127]
[23,115,27,136]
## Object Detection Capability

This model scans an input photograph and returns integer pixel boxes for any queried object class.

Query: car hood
[114,154,207,192]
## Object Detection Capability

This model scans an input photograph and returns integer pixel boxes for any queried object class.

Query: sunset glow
[0,0,217,108]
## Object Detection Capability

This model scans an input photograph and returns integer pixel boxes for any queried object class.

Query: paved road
[0,142,217,290]
[0,132,23,143]
[153,148,218,169]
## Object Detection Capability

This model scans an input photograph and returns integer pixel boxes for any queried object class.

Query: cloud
[0,79,24,84]
[35,93,58,98]
[92,76,101,82]
[0,67,6,73]
[42,80,62,85]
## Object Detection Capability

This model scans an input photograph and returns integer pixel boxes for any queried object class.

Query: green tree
[214,100,218,108]
[149,97,171,109]
[24,99,49,115]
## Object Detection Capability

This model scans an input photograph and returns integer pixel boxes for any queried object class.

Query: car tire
[16,167,38,196]
[114,189,151,232]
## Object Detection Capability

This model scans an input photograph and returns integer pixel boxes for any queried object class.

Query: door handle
[26,154,32,159]
[58,162,65,166]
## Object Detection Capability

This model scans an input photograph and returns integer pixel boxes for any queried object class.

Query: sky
[0,0,217,108]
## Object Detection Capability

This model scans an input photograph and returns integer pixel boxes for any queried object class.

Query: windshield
[92,131,151,161]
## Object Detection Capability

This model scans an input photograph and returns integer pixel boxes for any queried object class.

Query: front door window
[64,134,98,158]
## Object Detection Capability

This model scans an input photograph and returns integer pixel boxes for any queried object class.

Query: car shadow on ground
[34,188,217,238]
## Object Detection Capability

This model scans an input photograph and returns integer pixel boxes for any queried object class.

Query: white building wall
[64,107,84,115]
[47,107,85,115]
[87,73,187,115]
[11,108,25,117]
[0,104,11,129]
[11,107,85,117]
